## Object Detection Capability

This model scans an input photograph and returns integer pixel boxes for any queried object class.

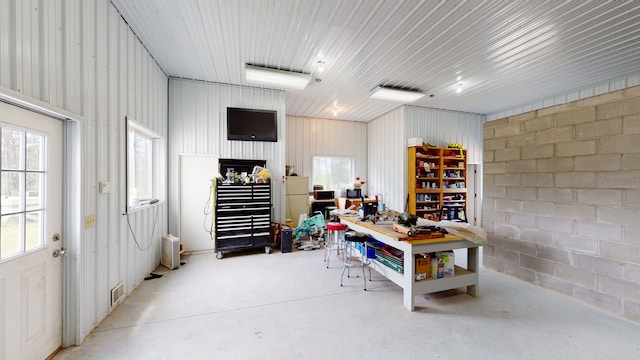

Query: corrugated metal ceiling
[111,0,640,121]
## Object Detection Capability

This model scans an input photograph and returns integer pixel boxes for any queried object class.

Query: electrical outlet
[85,215,96,229]
[99,181,110,194]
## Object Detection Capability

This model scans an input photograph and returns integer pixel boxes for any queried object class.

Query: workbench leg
[403,290,415,311]
[403,255,415,311]
[467,246,479,297]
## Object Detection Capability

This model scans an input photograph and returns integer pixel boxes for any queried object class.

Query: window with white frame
[0,125,46,260]
[127,118,160,210]
[312,156,353,193]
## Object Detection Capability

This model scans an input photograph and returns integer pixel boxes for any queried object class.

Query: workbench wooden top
[339,215,464,245]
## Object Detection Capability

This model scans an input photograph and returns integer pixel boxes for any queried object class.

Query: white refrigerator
[285,176,309,227]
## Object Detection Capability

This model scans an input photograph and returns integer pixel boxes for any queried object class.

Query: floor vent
[111,282,124,307]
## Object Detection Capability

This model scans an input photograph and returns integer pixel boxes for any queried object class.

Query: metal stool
[324,222,346,268]
[341,231,371,290]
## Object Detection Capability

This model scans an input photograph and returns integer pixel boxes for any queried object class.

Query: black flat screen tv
[227,107,278,142]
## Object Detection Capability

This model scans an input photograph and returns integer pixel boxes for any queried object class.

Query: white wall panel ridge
[0,0,170,346]
[286,115,368,181]
[366,107,406,213]
[404,106,485,164]
[487,72,640,121]
[168,78,286,235]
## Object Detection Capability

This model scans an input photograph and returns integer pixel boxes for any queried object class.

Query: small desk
[310,199,336,216]
[340,215,479,311]
[344,198,376,210]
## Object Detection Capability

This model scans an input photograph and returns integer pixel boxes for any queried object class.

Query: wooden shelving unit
[408,146,467,221]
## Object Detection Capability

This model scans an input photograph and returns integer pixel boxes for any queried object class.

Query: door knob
[52,248,67,258]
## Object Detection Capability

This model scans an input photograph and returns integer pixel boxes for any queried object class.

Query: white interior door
[0,101,63,360]
[179,154,219,251]
[454,163,482,269]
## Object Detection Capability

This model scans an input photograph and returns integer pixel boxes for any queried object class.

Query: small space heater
[161,234,180,270]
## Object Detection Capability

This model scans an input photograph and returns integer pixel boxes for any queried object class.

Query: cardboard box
[431,257,444,279]
[438,251,455,277]
[415,253,431,280]
[407,137,423,147]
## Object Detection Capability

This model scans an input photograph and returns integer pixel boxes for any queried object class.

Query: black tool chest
[215,183,272,259]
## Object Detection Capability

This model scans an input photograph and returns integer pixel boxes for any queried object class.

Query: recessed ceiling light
[370,86,425,103]
[244,64,312,90]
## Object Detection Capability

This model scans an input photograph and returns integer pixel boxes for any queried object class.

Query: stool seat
[324,222,346,268]
[345,231,367,243]
[341,231,371,290]
[326,222,346,231]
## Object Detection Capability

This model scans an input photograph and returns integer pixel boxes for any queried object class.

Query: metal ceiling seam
[375,0,490,87]
[110,0,640,121]
[488,71,640,119]
[344,0,435,82]
[275,1,314,70]
[290,2,318,73]
[158,2,197,76]
[297,1,341,79]
[348,1,448,90]
[298,8,377,96]
[452,5,640,95]
[316,0,368,71]
[210,0,238,83]
[387,1,503,91]
[314,1,403,89]
[108,0,169,78]
[184,2,214,77]
[380,5,496,91]
[150,4,189,76]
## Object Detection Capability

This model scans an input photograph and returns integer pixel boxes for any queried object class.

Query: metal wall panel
[168,79,286,236]
[366,106,485,213]
[0,0,169,344]
[487,72,640,121]
[286,115,368,191]
[366,107,406,212]
[111,0,640,121]
[405,106,485,164]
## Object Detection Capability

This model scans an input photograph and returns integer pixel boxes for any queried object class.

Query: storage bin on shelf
[354,237,380,259]
[367,242,404,273]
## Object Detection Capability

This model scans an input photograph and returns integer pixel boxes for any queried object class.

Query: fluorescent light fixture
[245,64,311,90]
[370,86,425,102]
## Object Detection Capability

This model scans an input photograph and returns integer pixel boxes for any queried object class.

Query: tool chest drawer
[215,183,272,258]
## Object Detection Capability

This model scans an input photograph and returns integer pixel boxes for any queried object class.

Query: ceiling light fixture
[245,64,312,90]
[370,86,425,103]
[456,83,464,93]
[317,60,325,73]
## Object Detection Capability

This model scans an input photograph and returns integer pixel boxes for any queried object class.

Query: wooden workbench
[340,215,479,311]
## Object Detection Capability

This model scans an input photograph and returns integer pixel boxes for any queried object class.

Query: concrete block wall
[483,85,640,322]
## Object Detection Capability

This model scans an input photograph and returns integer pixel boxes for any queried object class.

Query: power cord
[125,204,159,251]
[203,178,216,240]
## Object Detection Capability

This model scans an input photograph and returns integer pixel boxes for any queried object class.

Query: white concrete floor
[55,248,640,359]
